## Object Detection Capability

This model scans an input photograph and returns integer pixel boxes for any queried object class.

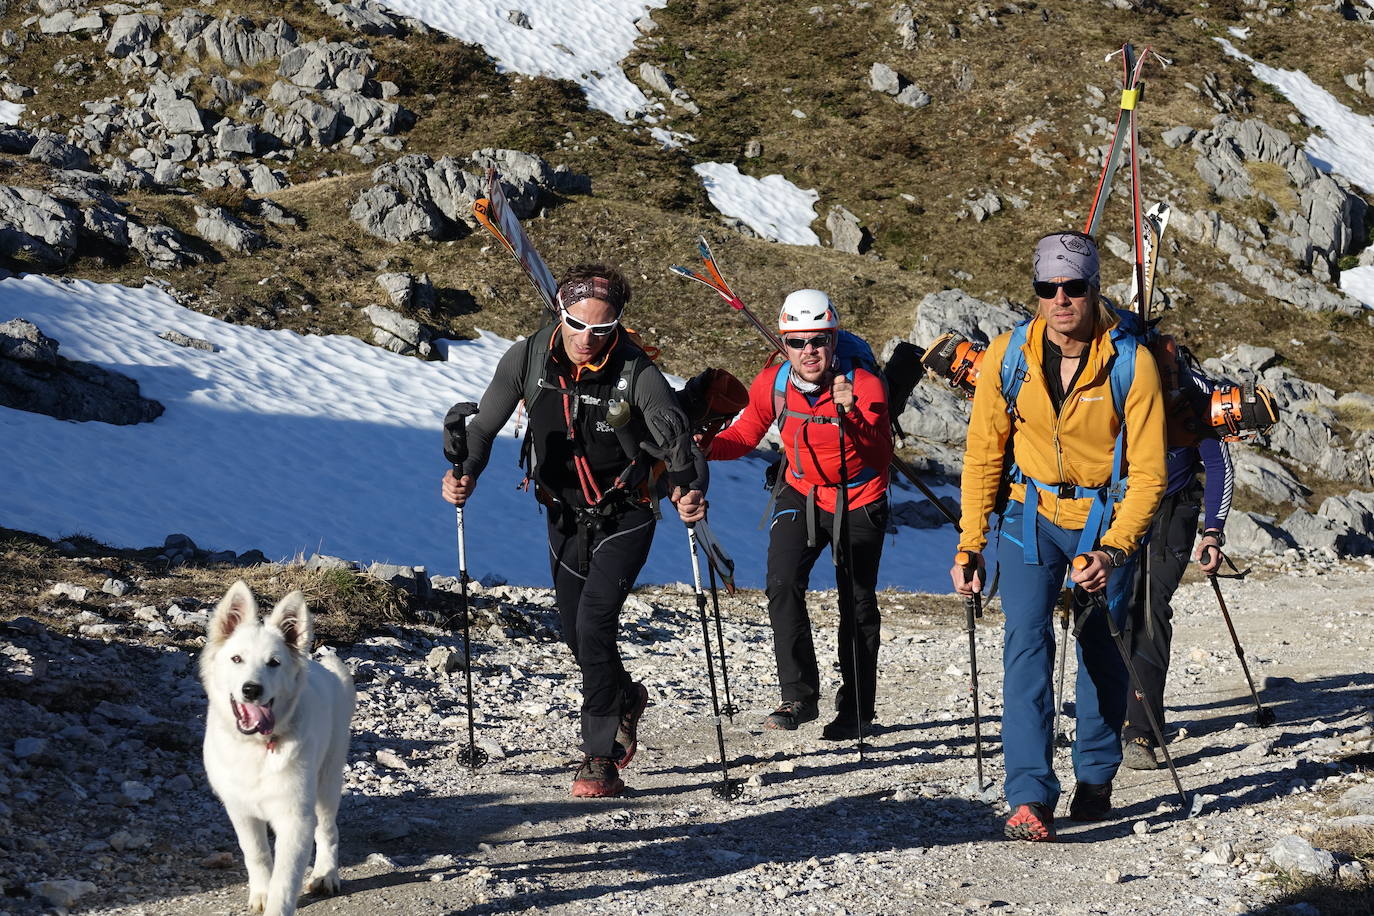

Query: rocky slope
[2,552,1372,914]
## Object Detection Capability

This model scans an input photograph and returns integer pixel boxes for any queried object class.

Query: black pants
[547,503,656,757]
[1123,483,1201,745]
[765,484,887,721]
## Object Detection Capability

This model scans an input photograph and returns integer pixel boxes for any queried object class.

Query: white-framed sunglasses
[560,308,620,337]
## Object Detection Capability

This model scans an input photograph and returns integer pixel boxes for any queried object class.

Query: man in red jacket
[708,290,893,739]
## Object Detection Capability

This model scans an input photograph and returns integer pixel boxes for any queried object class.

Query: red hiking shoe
[571,756,625,798]
[1004,802,1056,841]
[613,682,649,770]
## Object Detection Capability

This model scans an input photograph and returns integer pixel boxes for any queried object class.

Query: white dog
[201,581,355,916]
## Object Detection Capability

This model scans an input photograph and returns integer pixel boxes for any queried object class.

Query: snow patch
[0,275,958,589]
[1339,265,1374,308]
[1217,38,1374,193]
[0,101,24,125]
[379,0,666,121]
[692,162,821,246]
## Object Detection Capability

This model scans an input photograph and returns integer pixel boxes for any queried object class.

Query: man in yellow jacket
[951,230,1166,841]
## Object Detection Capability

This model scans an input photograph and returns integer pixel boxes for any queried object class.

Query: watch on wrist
[1203,528,1225,547]
[1100,546,1128,568]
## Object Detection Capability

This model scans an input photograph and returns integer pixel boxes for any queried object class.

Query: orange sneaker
[1004,802,1055,841]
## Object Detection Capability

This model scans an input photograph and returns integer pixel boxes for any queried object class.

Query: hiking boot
[612,682,649,770]
[571,756,625,798]
[820,714,873,741]
[1004,803,1055,841]
[1122,736,1159,771]
[764,699,819,731]
[1067,781,1113,822]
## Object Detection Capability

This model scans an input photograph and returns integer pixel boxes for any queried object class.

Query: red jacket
[709,362,892,512]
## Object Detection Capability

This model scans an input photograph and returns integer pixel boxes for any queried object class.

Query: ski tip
[669,264,694,277]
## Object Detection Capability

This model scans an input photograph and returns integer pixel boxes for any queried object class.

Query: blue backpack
[997,308,1148,564]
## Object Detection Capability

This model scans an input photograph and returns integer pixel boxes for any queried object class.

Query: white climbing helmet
[778,289,839,334]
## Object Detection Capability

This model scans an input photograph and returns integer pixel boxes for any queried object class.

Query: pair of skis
[1082,43,1171,321]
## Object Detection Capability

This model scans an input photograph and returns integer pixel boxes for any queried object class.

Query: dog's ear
[210,581,257,643]
[267,591,313,656]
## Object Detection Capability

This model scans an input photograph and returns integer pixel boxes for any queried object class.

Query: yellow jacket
[957,314,1167,555]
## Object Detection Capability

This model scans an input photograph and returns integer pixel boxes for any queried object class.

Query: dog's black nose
[241,682,263,701]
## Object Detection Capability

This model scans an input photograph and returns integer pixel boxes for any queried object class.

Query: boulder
[366,562,430,601]
[81,206,131,248]
[825,205,871,255]
[279,39,376,91]
[1224,510,1297,556]
[869,62,901,95]
[1229,447,1310,505]
[146,85,206,134]
[0,319,164,425]
[318,0,402,37]
[1318,491,1374,536]
[911,289,1025,351]
[194,206,267,253]
[106,13,162,58]
[363,304,435,359]
[1281,508,1369,555]
[1267,835,1336,878]
[0,186,80,266]
[175,14,298,69]
[349,184,444,243]
[375,272,435,311]
[895,84,932,109]
[29,134,91,171]
[128,223,202,270]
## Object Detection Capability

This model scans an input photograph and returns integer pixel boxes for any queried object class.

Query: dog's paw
[248,887,267,912]
[306,869,341,897]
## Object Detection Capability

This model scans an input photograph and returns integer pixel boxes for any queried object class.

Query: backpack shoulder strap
[999,320,1033,412]
[1106,310,1143,419]
[770,362,789,430]
[521,324,560,408]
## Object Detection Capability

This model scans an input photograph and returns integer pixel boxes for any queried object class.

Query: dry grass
[0,528,414,647]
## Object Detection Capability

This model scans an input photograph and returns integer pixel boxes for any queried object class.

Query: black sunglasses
[1033,278,1091,299]
[783,334,833,351]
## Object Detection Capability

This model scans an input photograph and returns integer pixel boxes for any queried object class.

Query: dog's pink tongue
[239,702,275,734]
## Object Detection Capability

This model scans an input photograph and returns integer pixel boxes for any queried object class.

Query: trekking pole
[1052,588,1075,748]
[687,525,743,800]
[1072,554,1192,812]
[443,401,488,771]
[1204,547,1276,727]
[834,404,867,760]
[954,551,986,791]
[705,559,739,720]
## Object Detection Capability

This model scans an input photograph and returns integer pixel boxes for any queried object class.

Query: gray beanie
[1033,232,1100,286]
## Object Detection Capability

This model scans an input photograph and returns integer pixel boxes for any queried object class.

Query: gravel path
[5,558,1373,915]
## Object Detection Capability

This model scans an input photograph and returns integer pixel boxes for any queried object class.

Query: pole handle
[955,550,978,585]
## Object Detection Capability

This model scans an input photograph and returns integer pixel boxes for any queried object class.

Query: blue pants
[998,501,1136,808]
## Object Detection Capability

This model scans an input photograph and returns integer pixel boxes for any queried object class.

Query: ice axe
[954,550,986,793]
[443,401,487,770]
[1071,553,1196,815]
[1202,546,1276,727]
